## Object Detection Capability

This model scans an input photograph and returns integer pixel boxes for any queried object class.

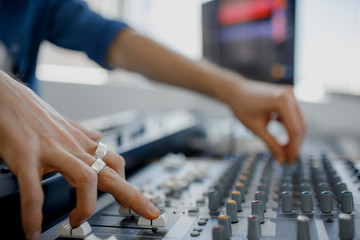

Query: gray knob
[281,191,294,213]
[247,215,261,240]
[231,191,242,212]
[336,182,348,202]
[226,200,238,223]
[257,184,269,202]
[255,191,267,212]
[340,191,354,214]
[320,191,333,214]
[212,224,225,240]
[218,215,232,240]
[235,182,246,202]
[299,182,311,193]
[281,183,293,192]
[339,213,354,240]
[316,182,330,196]
[297,215,310,240]
[215,183,225,204]
[208,191,219,212]
[300,191,313,214]
[251,200,264,224]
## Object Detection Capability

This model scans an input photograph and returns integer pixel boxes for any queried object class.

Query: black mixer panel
[43,152,360,240]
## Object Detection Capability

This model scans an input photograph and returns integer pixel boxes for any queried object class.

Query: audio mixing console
[41,151,360,240]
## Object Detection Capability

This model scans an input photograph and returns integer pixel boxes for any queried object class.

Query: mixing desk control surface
[44,152,360,240]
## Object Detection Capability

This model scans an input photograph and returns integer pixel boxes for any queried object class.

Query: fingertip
[147,202,160,219]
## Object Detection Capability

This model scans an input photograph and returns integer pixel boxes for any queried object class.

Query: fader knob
[226,200,238,223]
[281,191,294,213]
[251,200,264,224]
[320,191,333,214]
[209,191,219,212]
[231,191,242,212]
[218,215,232,240]
[340,191,354,214]
[300,191,313,214]
[297,215,310,240]
[212,224,225,240]
[247,215,261,240]
[339,213,354,240]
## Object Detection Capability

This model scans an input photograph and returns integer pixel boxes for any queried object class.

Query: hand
[228,78,306,163]
[0,71,160,240]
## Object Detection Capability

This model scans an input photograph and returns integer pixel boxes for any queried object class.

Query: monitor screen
[203,0,295,85]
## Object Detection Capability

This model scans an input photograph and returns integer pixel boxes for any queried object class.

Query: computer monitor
[203,0,295,85]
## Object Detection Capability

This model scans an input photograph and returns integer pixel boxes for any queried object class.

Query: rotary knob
[339,213,354,240]
[300,191,313,214]
[251,200,264,224]
[340,191,354,214]
[226,200,238,223]
[320,191,333,214]
[281,191,294,213]
[247,215,261,240]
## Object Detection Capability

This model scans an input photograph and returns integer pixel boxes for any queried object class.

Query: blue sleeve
[44,0,128,68]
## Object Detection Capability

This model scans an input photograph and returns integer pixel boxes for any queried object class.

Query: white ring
[91,158,106,175]
[94,142,108,159]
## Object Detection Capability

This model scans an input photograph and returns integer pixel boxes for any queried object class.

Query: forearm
[107,29,243,106]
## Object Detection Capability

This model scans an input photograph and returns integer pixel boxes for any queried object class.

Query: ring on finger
[94,142,108,159]
[91,158,106,175]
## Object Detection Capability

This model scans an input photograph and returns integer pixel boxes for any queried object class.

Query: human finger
[97,166,160,219]
[46,150,98,228]
[276,94,304,163]
[254,125,286,164]
[17,165,43,240]
[85,143,126,179]
[68,120,102,142]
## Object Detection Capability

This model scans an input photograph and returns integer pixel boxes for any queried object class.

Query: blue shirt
[0,0,128,93]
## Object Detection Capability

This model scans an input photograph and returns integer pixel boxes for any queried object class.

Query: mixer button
[339,213,354,240]
[188,207,199,216]
[193,227,203,232]
[320,191,333,214]
[300,191,313,214]
[218,215,232,239]
[59,221,92,238]
[138,212,168,228]
[197,219,207,226]
[251,200,264,224]
[231,191,242,212]
[297,215,310,240]
[247,215,261,240]
[190,231,200,237]
[212,224,225,240]
[200,217,209,221]
[196,198,205,206]
[340,191,354,214]
[226,200,238,223]
[281,191,294,213]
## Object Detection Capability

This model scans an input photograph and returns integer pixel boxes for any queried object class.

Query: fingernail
[28,231,40,240]
[148,202,160,217]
